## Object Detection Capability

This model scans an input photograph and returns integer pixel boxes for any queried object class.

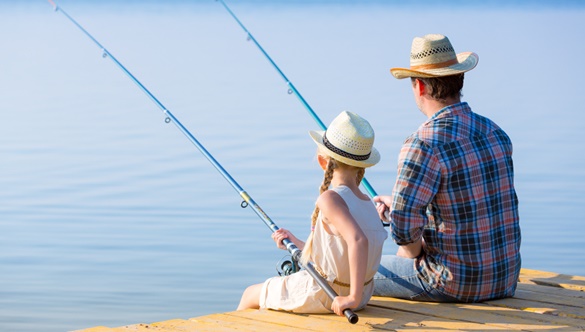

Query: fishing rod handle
[303,262,359,324]
[344,308,359,324]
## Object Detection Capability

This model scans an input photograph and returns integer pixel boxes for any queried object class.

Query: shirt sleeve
[390,136,441,245]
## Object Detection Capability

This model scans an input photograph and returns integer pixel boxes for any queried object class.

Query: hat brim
[390,52,479,79]
[309,130,380,168]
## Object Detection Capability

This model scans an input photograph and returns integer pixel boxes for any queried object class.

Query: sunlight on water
[0,1,584,331]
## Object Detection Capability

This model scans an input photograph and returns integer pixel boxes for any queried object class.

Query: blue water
[1,1,584,331]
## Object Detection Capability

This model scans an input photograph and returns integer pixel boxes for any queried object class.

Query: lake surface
[1,1,584,331]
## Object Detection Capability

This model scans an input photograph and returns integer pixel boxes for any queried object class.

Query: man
[373,34,521,302]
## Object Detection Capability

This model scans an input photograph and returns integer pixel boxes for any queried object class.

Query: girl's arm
[272,228,305,250]
[317,190,368,316]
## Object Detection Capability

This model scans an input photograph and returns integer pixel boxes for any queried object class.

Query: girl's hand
[373,196,392,221]
[331,295,359,316]
[271,229,293,250]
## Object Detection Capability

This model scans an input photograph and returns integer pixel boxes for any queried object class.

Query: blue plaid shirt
[390,102,521,302]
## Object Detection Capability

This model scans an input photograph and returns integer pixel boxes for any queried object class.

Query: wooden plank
[514,286,585,308]
[77,314,313,332]
[75,319,235,332]
[148,319,201,331]
[74,322,182,332]
[84,306,509,331]
[304,305,509,331]
[194,305,511,331]
[520,269,585,291]
[486,297,585,319]
[190,312,305,331]
[368,296,585,330]
[517,283,585,301]
[220,309,370,331]
[521,269,585,282]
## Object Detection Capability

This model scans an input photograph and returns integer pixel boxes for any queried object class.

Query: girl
[237,111,387,317]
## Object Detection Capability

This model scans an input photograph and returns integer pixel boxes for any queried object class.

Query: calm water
[1,1,584,331]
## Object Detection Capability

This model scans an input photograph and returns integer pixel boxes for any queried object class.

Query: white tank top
[310,185,387,286]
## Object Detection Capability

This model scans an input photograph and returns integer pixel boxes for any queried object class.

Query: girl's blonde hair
[300,154,366,265]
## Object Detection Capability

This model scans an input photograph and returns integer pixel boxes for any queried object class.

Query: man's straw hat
[391,34,478,79]
[309,111,380,168]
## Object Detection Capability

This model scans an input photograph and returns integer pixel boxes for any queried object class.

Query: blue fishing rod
[216,0,383,205]
[48,0,358,324]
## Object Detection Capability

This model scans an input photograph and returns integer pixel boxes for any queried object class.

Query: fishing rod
[48,0,358,324]
[216,0,383,205]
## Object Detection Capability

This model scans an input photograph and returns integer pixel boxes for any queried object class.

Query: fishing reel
[276,255,300,276]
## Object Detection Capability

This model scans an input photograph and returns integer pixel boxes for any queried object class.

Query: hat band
[323,132,371,161]
[411,58,458,70]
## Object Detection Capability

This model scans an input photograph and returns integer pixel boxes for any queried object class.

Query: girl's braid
[310,158,337,227]
[302,158,337,265]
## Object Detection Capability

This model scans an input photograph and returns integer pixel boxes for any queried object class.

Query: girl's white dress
[259,185,387,313]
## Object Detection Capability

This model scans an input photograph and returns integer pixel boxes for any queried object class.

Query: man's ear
[414,78,425,96]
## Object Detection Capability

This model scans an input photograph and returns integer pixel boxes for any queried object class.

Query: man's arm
[396,237,423,258]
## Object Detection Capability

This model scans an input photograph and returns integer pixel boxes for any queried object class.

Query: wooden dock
[78,268,585,331]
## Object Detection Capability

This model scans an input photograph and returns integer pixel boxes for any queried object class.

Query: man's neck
[422,97,461,118]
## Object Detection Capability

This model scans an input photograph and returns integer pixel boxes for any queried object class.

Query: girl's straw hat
[309,111,380,168]
[390,34,478,79]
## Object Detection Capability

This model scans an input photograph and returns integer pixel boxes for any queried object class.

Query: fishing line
[217,0,390,225]
[48,0,358,324]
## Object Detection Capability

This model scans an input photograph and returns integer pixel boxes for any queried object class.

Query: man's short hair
[412,74,464,101]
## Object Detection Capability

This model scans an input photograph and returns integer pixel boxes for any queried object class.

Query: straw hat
[309,111,380,168]
[390,34,478,79]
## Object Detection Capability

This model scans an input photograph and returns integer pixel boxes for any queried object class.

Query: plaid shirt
[390,102,521,302]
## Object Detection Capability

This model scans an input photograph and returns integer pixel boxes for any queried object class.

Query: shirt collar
[427,102,470,122]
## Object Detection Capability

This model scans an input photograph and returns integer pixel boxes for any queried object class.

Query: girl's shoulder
[316,188,350,215]
[317,185,369,214]
[317,188,345,206]
[330,185,370,202]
